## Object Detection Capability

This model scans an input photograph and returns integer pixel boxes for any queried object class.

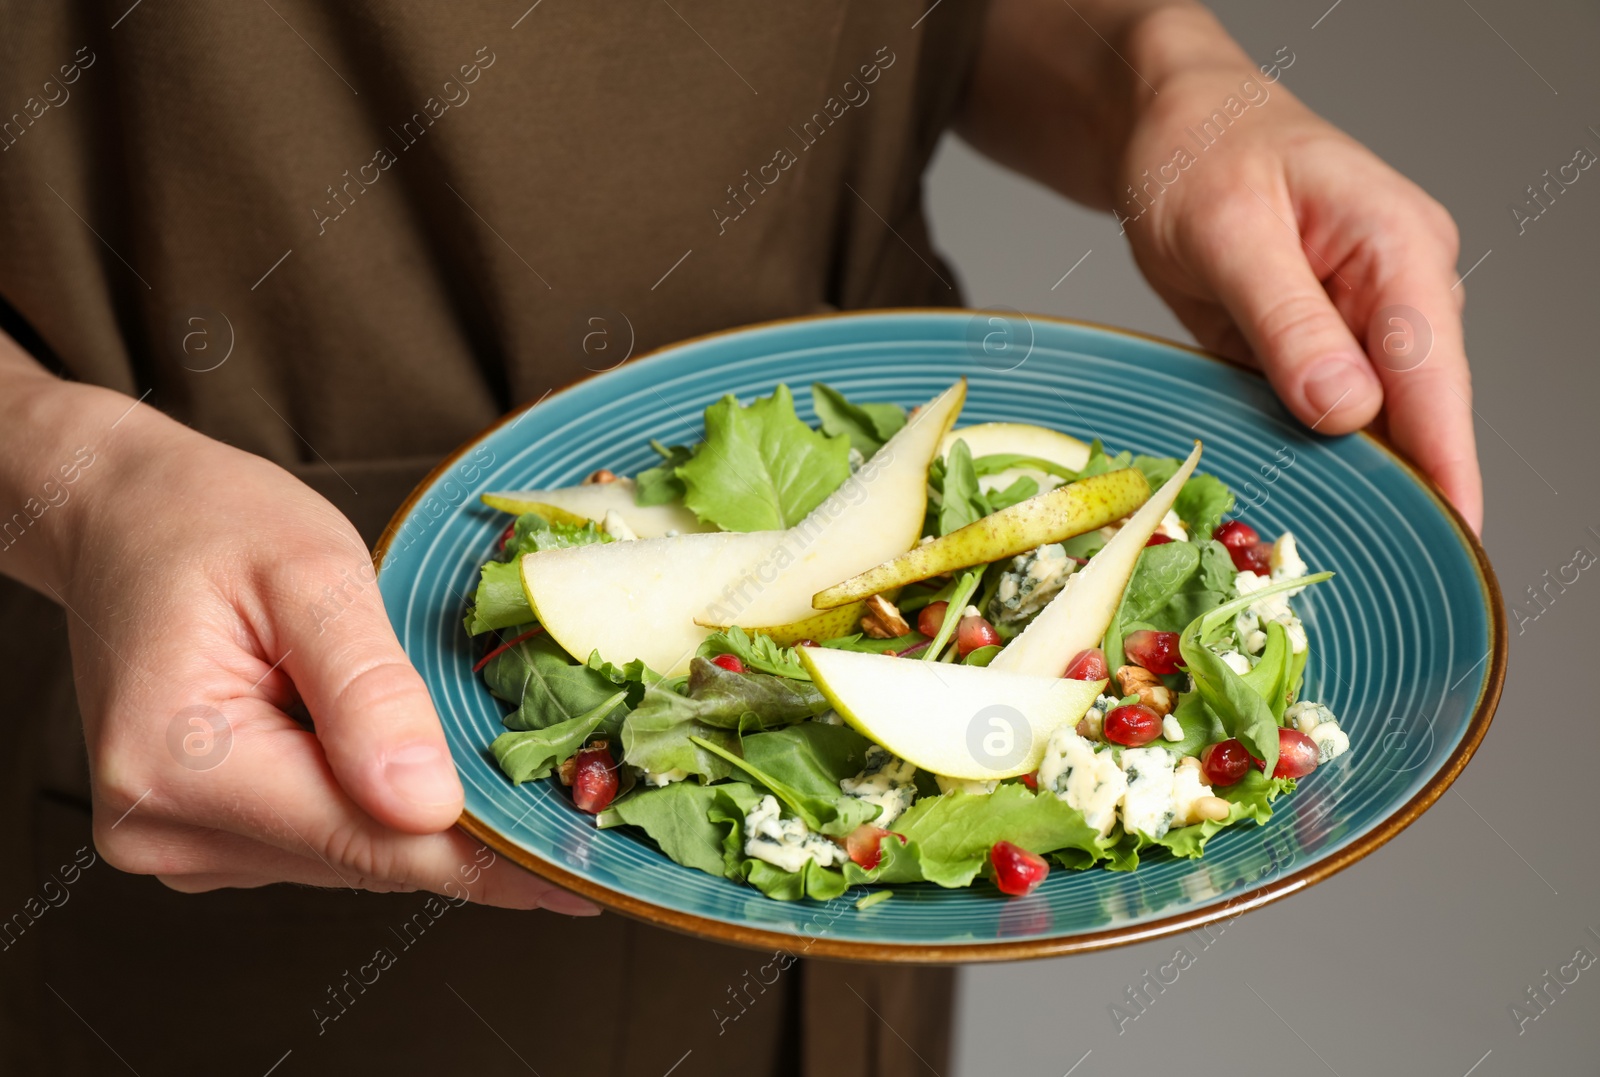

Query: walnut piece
[860,594,911,639]
[1115,664,1175,716]
[583,468,618,485]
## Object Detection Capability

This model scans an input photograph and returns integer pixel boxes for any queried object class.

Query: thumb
[1191,184,1384,434]
[273,553,464,834]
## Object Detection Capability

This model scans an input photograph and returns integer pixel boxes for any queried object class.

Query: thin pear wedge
[482,479,714,539]
[711,601,871,646]
[520,381,966,675]
[939,422,1092,494]
[798,646,1107,779]
[989,442,1202,677]
[812,468,1151,609]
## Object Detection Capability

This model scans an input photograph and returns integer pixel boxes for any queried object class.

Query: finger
[1180,179,1384,433]
[175,704,596,913]
[1358,270,1484,532]
[268,550,464,834]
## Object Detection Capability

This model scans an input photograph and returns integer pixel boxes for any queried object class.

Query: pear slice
[520,381,966,675]
[811,468,1151,609]
[798,646,1107,779]
[481,479,714,539]
[713,601,870,646]
[940,422,1091,494]
[988,442,1202,677]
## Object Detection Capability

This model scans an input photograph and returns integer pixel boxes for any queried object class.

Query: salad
[463,381,1349,903]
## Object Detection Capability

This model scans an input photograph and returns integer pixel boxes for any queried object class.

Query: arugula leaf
[698,626,809,680]
[1077,440,1133,479]
[810,383,906,456]
[819,630,925,654]
[490,690,626,784]
[972,453,1080,482]
[676,385,852,531]
[634,440,694,507]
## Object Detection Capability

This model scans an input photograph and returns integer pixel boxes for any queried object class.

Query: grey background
[926,1,1600,1074]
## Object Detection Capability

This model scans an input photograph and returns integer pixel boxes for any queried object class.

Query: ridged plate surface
[375,310,1503,962]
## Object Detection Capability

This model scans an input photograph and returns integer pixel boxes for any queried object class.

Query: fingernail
[383,743,462,807]
[1304,357,1375,417]
[540,889,602,917]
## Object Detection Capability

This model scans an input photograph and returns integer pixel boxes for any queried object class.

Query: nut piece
[1115,665,1175,716]
[583,468,618,485]
[860,594,911,639]
[1193,796,1231,822]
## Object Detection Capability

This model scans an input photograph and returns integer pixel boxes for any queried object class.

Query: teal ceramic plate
[375,310,1504,962]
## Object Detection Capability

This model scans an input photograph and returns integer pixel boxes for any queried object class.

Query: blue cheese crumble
[840,745,918,826]
[1036,728,1125,836]
[1120,750,1220,838]
[934,775,999,796]
[742,795,848,873]
[990,543,1075,626]
[1285,701,1349,763]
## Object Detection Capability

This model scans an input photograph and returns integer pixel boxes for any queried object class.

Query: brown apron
[0,2,986,1072]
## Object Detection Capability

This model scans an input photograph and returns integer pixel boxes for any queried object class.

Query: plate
[374,310,1504,962]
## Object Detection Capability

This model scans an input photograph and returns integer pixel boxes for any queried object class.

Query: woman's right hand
[1,352,594,913]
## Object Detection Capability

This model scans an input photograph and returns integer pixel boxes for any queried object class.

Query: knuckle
[1255,292,1343,360]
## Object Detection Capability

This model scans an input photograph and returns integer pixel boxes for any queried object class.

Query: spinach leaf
[490,690,627,784]
[690,735,880,837]
[485,633,629,731]
[810,382,906,456]
[983,475,1040,512]
[620,683,740,783]
[739,723,876,795]
[676,384,852,531]
[937,438,987,535]
[609,780,763,878]
[1173,473,1235,542]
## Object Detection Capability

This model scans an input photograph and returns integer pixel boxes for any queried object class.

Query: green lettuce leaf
[810,382,906,456]
[676,385,852,531]
[634,440,694,507]
[464,560,534,635]
[465,514,611,634]
[490,690,627,784]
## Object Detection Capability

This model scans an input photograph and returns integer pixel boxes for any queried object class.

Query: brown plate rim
[373,308,1506,964]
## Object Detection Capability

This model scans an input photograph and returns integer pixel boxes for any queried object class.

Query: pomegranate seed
[571,745,618,813]
[1214,520,1259,550]
[1270,728,1319,779]
[957,613,1001,657]
[1124,630,1182,675]
[498,522,517,551]
[1145,533,1174,546]
[1104,704,1162,747]
[917,601,949,639]
[1063,647,1108,682]
[1200,739,1251,787]
[793,638,818,649]
[846,824,897,870]
[990,841,1049,896]
[1230,541,1272,576]
[1018,771,1038,790]
[710,653,745,674]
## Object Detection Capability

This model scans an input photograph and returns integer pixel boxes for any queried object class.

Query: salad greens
[464,381,1348,903]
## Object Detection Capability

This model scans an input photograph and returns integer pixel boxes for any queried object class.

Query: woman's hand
[960,1,1482,531]
[2,362,592,912]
